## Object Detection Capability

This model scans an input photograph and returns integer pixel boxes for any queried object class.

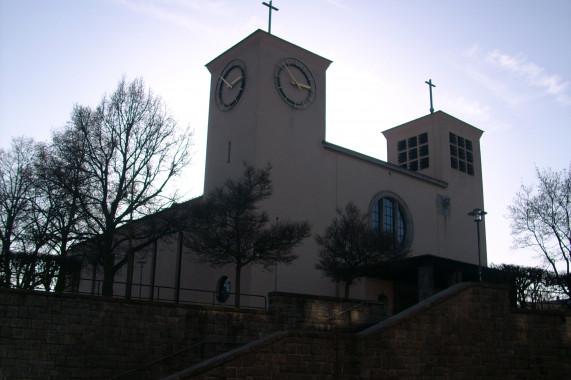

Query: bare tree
[0,136,82,290]
[316,202,409,298]
[183,164,311,307]
[0,137,36,287]
[33,127,92,291]
[507,164,570,297]
[490,264,553,308]
[70,76,192,297]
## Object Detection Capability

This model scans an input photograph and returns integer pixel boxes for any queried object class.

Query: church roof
[322,140,448,188]
[206,29,332,71]
[382,110,484,138]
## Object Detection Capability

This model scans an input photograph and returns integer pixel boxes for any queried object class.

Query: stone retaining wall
[0,289,384,379]
[3,284,569,379]
[166,283,571,379]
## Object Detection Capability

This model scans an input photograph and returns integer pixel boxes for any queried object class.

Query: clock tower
[204,30,332,194]
[190,29,486,302]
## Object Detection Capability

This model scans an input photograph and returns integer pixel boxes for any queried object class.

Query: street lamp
[468,208,487,282]
[137,261,146,299]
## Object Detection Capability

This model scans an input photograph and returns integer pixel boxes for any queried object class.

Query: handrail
[110,301,386,378]
[71,278,267,309]
[109,340,247,380]
[109,300,385,378]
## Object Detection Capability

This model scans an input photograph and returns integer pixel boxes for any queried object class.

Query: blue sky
[1,0,570,268]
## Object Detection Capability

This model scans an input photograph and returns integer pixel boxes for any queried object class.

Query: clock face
[274,58,316,109]
[216,59,246,111]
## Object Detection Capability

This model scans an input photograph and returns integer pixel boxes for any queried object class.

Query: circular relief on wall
[216,276,231,303]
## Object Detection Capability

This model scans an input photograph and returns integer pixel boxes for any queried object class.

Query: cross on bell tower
[425,79,436,114]
[262,1,279,34]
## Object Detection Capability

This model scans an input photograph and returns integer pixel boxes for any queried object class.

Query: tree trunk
[2,234,12,288]
[124,236,133,300]
[175,232,183,303]
[234,264,241,308]
[344,280,352,299]
[2,250,11,288]
[102,260,114,296]
[101,233,115,297]
[54,267,67,292]
[149,240,157,301]
[54,240,69,293]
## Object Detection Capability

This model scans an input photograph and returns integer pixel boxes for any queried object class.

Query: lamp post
[467,208,487,282]
[137,261,146,299]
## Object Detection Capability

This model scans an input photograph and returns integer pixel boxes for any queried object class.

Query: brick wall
[165,283,571,379]
[268,291,386,331]
[2,284,569,379]
[359,283,571,378]
[0,289,384,379]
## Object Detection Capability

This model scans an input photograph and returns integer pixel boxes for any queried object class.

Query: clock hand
[219,76,233,89]
[229,75,243,86]
[284,65,301,90]
[290,81,312,91]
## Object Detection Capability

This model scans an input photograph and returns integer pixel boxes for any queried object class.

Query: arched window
[370,192,412,246]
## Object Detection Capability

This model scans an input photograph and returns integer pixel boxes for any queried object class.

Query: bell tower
[383,111,486,265]
[383,111,484,185]
[203,30,332,194]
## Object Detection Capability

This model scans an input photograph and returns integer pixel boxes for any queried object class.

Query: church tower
[204,30,332,194]
[383,111,484,184]
[383,112,486,266]
[191,30,487,302]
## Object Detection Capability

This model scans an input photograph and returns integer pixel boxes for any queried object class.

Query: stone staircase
[111,299,386,379]
[159,283,571,379]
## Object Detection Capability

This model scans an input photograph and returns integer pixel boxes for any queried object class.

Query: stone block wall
[0,288,385,379]
[3,283,569,379]
[359,283,571,378]
[166,283,571,379]
[269,291,386,331]
[165,331,361,380]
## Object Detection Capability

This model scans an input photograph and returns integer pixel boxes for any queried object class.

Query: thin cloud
[464,45,570,107]
[445,95,511,132]
[112,0,229,34]
[324,0,351,11]
[466,65,534,107]
[464,44,480,58]
[485,49,571,106]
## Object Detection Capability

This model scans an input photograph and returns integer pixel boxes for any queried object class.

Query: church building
[84,30,487,311]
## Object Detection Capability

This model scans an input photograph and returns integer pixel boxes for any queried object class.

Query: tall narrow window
[449,132,474,176]
[383,198,394,234]
[227,141,232,163]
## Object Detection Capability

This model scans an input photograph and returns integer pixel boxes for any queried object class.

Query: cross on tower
[262,1,279,34]
[425,79,436,114]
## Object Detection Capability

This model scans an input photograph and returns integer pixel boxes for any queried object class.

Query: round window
[369,191,413,248]
[216,276,231,303]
